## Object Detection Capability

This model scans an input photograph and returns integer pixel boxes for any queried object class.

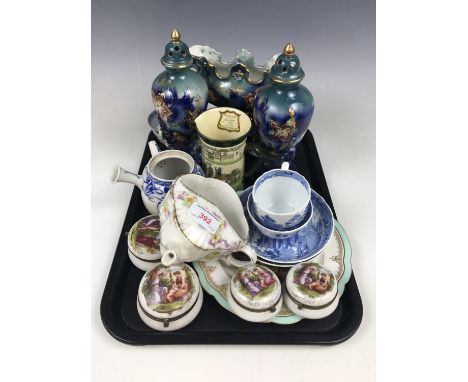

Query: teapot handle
[225,244,257,268]
[148,140,160,157]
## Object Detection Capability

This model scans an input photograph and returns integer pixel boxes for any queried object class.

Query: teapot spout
[112,165,143,190]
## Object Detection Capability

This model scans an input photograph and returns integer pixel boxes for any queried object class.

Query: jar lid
[230,265,281,312]
[269,43,305,85]
[161,29,193,69]
[138,263,200,322]
[128,215,161,259]
[285,262,337,309]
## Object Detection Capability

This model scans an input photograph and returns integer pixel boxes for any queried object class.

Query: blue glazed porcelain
[113,141,204,215]
[247,194,313,239]
[190,45,278,115]
[252,162,311,230]
[151,29,208,153]
[239,186,333,265]
[253,43,314,163]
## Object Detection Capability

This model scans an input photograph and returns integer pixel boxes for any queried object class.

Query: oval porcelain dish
[127,215,162,271]
[227,265,282,322]
[284,262,338,319]
[137,263,203,331]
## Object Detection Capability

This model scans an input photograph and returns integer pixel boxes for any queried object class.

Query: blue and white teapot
[112,141,204,215]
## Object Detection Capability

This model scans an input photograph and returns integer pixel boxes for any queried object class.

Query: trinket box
[127,215,161,271]
[284,262,338,319]
[137,263,203,331]
[227,264,282,322]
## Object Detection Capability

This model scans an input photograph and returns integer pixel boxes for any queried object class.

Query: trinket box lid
[127,215,161,259]
[230,265,282,311]
[269,43,305,84]
[285,262,337,308]
[138,263,200,319]
[161,29,193,69]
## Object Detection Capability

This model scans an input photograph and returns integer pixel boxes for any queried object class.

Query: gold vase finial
[171,29,181,42]
[284,42,295,55]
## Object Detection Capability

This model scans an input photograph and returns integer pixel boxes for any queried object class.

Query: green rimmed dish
[193,219,352,325]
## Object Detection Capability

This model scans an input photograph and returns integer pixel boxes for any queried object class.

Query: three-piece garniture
[112,29,352,330]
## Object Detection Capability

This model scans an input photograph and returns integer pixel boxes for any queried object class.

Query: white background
[2,1,468,381]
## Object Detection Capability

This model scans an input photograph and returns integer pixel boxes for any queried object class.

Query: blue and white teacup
[247,193,313,239]
[252,162,311,230]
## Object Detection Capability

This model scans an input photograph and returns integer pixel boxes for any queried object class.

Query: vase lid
[230,265,282,311]
[269,43,305,84]
[161,29,193,69]
[285,262,337,308]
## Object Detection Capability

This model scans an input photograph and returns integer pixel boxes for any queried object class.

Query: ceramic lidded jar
[253,43,314,163]
[137,263,203,331]
[127,215,161,271]
[112,141,204,215]
[284,262,338,319]
[151,29,208,152]
[227,265,282,322]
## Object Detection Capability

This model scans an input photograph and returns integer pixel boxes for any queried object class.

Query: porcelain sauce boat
[158,174,257,267]
[112,141,204,215]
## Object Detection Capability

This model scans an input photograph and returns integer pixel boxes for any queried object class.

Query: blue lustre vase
[151,29,208,153]
[190,46,278,116]
[253,43,314,164]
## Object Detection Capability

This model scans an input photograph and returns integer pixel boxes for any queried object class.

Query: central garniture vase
[253,43,314,164]
[151,29,208,153]
[189,45,278,115]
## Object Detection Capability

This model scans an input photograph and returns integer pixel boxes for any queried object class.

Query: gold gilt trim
[193,58,272,85]
[171,29,181,43]
[270,71,305,84]
[330,229,344,280]
[200,263,228,297]
[283,42,295,55]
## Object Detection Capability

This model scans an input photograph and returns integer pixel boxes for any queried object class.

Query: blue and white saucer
[239,186,334,265]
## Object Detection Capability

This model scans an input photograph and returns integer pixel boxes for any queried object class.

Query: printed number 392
[199,212,212,225]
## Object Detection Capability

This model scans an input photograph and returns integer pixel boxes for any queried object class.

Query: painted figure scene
[293,263,334,297]
[236,266,277,299]
[142,265,194,313]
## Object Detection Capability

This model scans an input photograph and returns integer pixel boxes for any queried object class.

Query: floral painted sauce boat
[158,174,257,267]
[190,45,278,114]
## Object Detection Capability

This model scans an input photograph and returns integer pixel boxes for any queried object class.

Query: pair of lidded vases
[149,29,314,163]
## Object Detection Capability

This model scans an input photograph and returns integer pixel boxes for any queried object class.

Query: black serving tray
[100,131,363,345]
